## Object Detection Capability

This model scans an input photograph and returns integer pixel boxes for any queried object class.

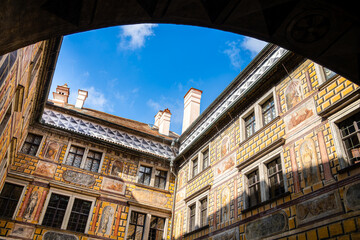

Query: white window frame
[240,88,278,142]
[124,205,169,240]
[63,141,105,173]
[39,188,96,233]
[136,161,170,190]
[241,147,286,209]
[19,131,45,157]
[186,191,209,233]
[1,178,28,219]
[328,99,360,169]
[188,144,210,180]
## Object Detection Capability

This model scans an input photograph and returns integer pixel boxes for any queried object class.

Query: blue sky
[50,24,267,134]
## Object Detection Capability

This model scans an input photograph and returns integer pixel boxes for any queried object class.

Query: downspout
[169,139,178,240]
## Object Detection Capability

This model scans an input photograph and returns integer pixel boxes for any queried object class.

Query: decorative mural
[284,99,315,132]
[43,231,78,240]
[245,211,288,240]
[23,190,39,220]
[220,186,231,223]
[63,170,96,187]
[34,161,57,178]
[175,188,185,203]
[9,223,35,239]
[43,141,61,161]
[97,206,115,235]
[110,160,123,178]
[214,153,236,179]
[221,136,230,158]
[212,226,239,240]
[101,177,126,195]
[296,191,342,225]
[285,78,303,111]
[132,188,168,207]
[299,139,320,187]
[344,183,360,210]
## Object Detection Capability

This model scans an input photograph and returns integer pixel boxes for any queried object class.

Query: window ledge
[241,191,290,214]
[183,224,209,238]
[338,162,360,174]
[133,182,170,194]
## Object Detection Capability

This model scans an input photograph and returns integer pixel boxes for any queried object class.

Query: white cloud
[84,86,108,112]
[223,40,242,70]
[241,37,267,57]
[223,37,267,70]
[118,24,158,50]
[147,99,161,111]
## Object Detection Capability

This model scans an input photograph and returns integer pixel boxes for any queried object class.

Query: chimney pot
[52,83,70,106]
[75,89,88,109]
[158,108,171,136]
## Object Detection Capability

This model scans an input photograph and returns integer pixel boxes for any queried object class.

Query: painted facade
[0,41,359,240]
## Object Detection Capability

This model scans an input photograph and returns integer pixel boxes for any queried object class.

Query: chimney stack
[75,89,88,109]
[52,83,70,106]
[154,110,163,128]
[158,108,171,136]
[182,88,202,133]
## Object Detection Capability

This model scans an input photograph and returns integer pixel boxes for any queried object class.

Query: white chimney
[182,88,202,133]
[158,109,171,136]
[154,110,163,127]
[52,83,70,106]
[75,89,88,109]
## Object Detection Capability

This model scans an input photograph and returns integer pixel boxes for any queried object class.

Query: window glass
[67,198,92,233]
[154,169,167,189]
[262,97,276,125]
[200,198,207,227]
[127,211,146,240]
[324,67,337,81]
[42,193,69,228]
[84,150,102,172]
[138,165,152,185]
[267,158,285,199]
[20,133,42,156]
[0,183,23,218]
[189,204,196,232]
[149,216,165,240]
[192,158,198,177]
[245,113,256,138]
[247,169,260,208]
[338,111,360,165]
[202,149,209,170]
[65,145,85,168]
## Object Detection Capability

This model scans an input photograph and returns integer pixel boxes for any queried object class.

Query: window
[262,97,276,125]
[137,164,169,190]
[65,145,85,168]
[245,112,256,138]
[149,216,165,240]
[20,133,42,156]
[247,169,261,208]
[127,211,146,240]
[0,50,17,87]
[0,103,12,137]
[192,158,198,177]
[186,192,209,233]
[64,144,103,173]
[338,111,360,165]
[84,150,102,172]
[138,165,152,186]
[200,198,208,227]
[323,67,337,81]
[267,157,285,199]
[189,204,196,232]
[202,149,209,170]
[315,63,338,85]
[241,148,287,210]
[154,169,167,189]
[41,191,94,233]
[0,182,24,219]
[42,193,69,228]
[67,198,92,233]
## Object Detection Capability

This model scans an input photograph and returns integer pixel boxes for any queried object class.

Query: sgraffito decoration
[344,182,360,210]
[63,170,96,187]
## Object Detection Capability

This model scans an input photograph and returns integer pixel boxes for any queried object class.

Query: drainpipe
[169,139,178,240]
